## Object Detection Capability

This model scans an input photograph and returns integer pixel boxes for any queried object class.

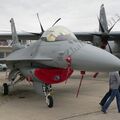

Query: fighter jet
[0,18,120,108]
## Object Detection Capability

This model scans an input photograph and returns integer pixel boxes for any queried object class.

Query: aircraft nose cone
[72,44,120,72]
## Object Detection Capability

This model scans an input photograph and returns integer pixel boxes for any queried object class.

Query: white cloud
[0,0,120,32]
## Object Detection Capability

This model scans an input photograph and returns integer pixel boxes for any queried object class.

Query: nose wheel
[43,84,53,108]
[46,94,53,108]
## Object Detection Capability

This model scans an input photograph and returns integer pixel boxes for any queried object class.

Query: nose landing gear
[43,84,53,108]
[46,94,53,108]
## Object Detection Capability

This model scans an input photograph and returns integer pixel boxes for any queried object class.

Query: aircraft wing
[74,31,120,41]
[0,31,94,41]
[74,32,94,41]
[0,31,120,41]
[104,32,120,40]
[0,32,41,40]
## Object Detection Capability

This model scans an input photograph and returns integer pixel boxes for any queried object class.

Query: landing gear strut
[2,70,25,95]
[43,84,53,108]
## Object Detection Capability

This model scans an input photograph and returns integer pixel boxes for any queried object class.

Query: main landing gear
[3,83,9,95]
[42,84,53,108]
[2,70,25,95]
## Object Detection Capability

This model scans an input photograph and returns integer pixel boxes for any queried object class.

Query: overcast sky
[0,0,120,32]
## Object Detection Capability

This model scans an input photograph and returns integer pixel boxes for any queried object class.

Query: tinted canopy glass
[41,26,77,42]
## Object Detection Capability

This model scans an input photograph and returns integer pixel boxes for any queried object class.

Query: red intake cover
[34,67,73,84]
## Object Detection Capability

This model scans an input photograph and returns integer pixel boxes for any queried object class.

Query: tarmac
[0,71,120,120]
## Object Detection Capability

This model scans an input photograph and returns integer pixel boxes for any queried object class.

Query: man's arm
[115,72,120,86]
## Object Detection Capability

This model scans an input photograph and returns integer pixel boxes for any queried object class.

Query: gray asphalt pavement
[0,71,119,120]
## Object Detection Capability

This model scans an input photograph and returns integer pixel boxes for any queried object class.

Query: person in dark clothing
[99,86,120,106]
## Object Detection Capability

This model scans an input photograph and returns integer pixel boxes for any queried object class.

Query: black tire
[47,95,53,108]
[3,68,7,71]
[3,83,9,95]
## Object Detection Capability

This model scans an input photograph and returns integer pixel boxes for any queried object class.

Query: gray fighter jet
[0,18,120,108]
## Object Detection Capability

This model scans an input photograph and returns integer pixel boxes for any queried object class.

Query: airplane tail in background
[10,18,23,50]
[99,4,108,33]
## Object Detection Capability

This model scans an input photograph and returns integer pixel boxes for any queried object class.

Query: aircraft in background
[1,4,120,50]
[1,4,120,59]
[75,4,120,58]
[0,18,120,108]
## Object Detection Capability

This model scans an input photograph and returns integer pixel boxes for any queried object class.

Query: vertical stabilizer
[99,4,108,33]
[10,18,22,50]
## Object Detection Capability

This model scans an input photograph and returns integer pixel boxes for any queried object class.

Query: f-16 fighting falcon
[0,18,120,108]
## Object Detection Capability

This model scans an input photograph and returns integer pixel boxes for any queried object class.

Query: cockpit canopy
[41,26,78,42]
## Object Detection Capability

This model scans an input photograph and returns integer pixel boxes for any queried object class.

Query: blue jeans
[100,89,112,106]
[102,89,120,112]
[100,86,120,106]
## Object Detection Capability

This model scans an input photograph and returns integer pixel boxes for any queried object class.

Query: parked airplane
[1,4,120,50]
[75,4,120,58]
[1,4,120,58]
[1,17,120,108]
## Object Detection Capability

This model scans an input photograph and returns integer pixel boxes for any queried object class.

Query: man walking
[101,71,120,113]
[99,86,120,107]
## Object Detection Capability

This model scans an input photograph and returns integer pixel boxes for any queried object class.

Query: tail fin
[99,4,108,33]
[10,18,22,50]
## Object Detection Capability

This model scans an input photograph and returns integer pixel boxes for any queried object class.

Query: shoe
[101,109,107,114]
[99,103,103,106]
